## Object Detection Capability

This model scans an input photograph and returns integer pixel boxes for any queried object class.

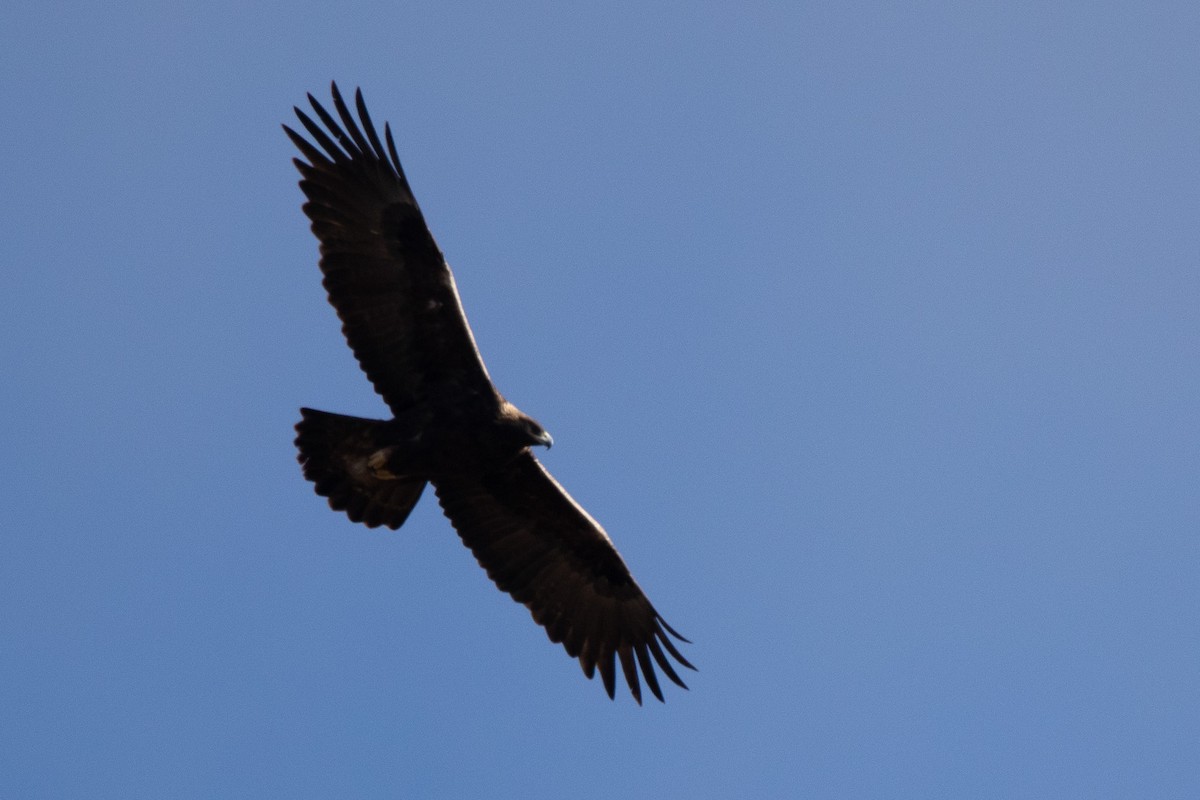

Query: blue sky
[3,2,1198,797]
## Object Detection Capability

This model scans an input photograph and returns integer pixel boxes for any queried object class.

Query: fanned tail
[295,407,426,529]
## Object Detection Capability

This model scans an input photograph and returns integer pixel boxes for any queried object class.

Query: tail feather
[295,407,426,529]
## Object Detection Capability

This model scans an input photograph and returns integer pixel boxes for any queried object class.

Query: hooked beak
[537,431,554,449]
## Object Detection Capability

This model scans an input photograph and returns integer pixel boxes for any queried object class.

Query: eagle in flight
[286,84,693,703]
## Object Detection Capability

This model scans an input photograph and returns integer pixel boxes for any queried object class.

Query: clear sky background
[3,2,1198,797]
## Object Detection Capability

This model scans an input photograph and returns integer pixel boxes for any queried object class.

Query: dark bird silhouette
[285,84,693,703]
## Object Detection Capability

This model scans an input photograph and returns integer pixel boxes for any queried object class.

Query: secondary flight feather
[285,83,693,703]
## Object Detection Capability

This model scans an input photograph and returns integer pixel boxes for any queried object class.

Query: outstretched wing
[432,451,694,703]
[285,83,496,415]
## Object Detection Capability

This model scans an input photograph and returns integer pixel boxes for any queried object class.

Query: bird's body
[287,84,692,703]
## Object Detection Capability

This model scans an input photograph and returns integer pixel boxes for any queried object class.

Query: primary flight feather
[286,83,693,703]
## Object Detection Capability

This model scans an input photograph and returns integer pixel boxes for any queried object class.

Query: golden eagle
[286,84,693,703]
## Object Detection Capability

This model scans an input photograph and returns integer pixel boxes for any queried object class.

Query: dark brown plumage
[287,83,693,703]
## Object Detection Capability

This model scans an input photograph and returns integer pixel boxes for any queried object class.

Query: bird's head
[534,425,554,449]
[499,403,554,450]
[520,416,554,450]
